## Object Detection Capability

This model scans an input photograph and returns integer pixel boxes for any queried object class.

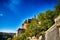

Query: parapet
[54,15,60,27]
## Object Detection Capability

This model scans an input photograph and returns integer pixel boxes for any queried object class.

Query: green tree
[37,1,60,31]
[18,33,29,40]
[25,17,41,38]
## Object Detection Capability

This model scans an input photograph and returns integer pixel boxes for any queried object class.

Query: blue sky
[0,0,58,33]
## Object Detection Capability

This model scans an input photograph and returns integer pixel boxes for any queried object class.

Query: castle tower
[22,19,32,29]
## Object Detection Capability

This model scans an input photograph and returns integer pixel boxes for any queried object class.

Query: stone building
[16,28,25,36]
[22,19,32,29]
[16,16,37,36]
[16,19,32,36]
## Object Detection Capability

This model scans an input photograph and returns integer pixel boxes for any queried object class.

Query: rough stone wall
[45,24,60,40]
[59,28,60,37]
[22,23,27,29]
[28,36,37,40]
[28,35,44,40]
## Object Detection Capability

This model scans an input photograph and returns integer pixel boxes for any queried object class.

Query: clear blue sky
[0,0,58,33]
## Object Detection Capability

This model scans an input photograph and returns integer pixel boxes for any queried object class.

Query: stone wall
[45,24,60,40]
[28,36,42,40]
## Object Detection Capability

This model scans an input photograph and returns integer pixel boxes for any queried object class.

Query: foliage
[12,33,29,40]
[38,10,54,31]
[7,38,12,40]
[25,18,41,38]
[18,33,29,40]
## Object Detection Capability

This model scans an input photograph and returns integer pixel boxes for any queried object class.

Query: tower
[22,19,32,29]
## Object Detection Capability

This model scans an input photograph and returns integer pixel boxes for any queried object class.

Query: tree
[18,33,29,40]
[38,10,54,31]
[25,17,41,39]
[7,38,12,40]
[37,0,60,31]
[55,0,60,14]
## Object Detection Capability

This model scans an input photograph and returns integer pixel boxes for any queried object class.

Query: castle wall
[45,24,60,40]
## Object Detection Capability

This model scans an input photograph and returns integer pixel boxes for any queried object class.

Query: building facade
[16,19,32,36]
